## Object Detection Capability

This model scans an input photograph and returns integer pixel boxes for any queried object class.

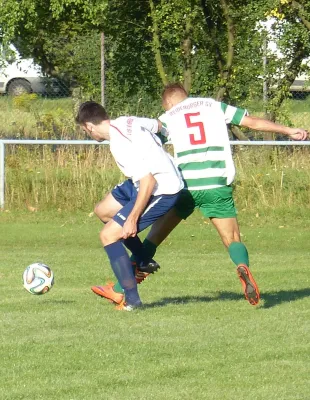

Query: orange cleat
[237,264,260,306]
[91,283,124,304]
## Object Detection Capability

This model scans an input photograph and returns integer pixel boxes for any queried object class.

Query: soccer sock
[142,238,158,259]
[129,238,158,264]
[228,242,249,267]
[123,236,148,266]
[104,242,141,306]
[114,239,158,294]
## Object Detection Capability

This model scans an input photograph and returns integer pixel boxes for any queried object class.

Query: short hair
[75,101,109,125]
[162,83,188,102]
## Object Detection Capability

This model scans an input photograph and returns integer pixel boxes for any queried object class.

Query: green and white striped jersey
[159,97,247,190]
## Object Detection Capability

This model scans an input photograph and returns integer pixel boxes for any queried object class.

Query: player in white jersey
[75,101,183,310]
[104,83,308,307]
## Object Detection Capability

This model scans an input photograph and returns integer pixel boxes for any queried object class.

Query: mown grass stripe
[177,146,224,158]
[179,160,226,170]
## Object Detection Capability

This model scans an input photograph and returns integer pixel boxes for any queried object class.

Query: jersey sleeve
[136,117,159,134]
[157,113,169,144]
[130,121,161,182]
[220,102,248,125]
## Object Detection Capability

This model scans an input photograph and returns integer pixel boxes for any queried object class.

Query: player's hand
[122,217,138,239]
[288,128,309,141]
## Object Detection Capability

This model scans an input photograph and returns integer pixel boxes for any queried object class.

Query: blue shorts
[111,179,180,232]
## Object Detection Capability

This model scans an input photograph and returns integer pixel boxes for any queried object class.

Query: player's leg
[94,192,123,223]
[99,219,142,310]
[91,180,155,303]
[199,186,260,305]
[95,191,183,304]
[145,207,183,246]
[210,216,259,305]
[143,188,195,248]
[112,208,183,296]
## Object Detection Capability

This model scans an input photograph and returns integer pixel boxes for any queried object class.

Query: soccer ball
[23,263,54,295]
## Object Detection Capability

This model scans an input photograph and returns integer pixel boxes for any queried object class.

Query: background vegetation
[1,142,310,213]
[1,0,310,137]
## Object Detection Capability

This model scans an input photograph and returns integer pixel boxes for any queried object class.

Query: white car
[0,47,61,96]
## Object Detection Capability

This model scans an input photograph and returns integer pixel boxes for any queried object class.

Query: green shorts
[175,186,237,219]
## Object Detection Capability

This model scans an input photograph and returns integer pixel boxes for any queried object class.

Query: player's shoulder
[112,116,136,123]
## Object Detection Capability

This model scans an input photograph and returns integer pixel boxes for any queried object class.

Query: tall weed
[2,145,310,212]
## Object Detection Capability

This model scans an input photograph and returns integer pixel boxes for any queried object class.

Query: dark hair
[162,83,188,101]
[75,101,109,125]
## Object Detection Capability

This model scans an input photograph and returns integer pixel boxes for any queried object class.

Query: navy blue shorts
[111,179,180,232]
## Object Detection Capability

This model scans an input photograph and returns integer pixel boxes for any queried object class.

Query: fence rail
[1,139,310,209]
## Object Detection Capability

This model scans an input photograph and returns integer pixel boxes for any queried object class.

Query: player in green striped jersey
[96,83,308,307]
[145,83,308,306]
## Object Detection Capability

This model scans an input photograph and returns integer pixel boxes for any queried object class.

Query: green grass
[0,211,309,400]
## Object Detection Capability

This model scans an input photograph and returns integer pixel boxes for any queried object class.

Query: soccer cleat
[135,268,152,284]
[134,259,160,284]
[237,264,260,306]
[137,259,161,274]
[115,300,142,311]
[91,283,124,304]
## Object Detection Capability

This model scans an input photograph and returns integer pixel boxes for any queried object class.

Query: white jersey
[109,116,183,196]
[159,98,248,190]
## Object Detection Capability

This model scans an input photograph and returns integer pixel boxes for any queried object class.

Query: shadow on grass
[143,292,241,309]
[143,288,310,309]
[259,288,310,309]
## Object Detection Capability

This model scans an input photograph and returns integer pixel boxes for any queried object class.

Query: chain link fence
[0,77,309,141]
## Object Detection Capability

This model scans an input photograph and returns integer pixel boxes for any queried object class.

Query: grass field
[0,211,309,400]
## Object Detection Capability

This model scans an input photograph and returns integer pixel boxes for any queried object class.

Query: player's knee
[99,224,121,246]
[99,227,111,246]
[94,202,109,223]
[222,234,240,248]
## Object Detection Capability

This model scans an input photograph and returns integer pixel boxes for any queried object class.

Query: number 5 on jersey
[184,112,206,145]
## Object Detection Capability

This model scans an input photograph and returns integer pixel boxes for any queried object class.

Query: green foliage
[0,0,310,123]
[12,93,39,112]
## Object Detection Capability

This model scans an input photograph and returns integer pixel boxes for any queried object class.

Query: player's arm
[138,117,160,133]
[136,116,167,143]
[122,173,156,239]
[240,115,308,141]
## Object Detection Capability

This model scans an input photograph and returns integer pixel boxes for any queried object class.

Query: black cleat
[137,259,160,274]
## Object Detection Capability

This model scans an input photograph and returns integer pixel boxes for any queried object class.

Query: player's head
[75,101,109,141]
[162,83,188,111]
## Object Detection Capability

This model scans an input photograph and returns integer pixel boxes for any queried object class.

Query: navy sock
[123,236,149,266]
[104,242,141,306]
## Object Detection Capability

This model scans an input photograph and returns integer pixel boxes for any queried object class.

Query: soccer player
[75,101,183,311]
[96,84,308,307]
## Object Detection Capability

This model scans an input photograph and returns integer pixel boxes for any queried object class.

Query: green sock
[113,281,124,294]
[228,242,249,267]
[113,239,158,294]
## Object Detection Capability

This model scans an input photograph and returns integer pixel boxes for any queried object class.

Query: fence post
[0,141,5,209]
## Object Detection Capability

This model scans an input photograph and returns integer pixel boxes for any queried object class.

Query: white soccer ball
[23,263,54,295]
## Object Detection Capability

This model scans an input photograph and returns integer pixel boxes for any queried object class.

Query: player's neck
[100,120,111,140]
[167,95,187,110]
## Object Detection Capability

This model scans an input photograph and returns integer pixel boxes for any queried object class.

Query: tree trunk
[149,0,168,86]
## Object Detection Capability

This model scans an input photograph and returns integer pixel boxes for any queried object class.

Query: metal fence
[1,138,310,209]
[0,89,309,142]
